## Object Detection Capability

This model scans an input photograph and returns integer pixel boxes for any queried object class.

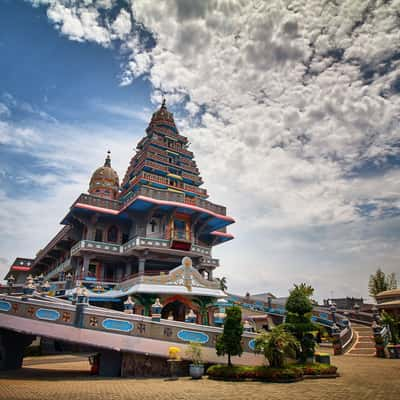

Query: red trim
[11,266,31,271]
[75,195,235,223]
[162,295,197,310]
[123,195,235,223]
[75,203,120,215]
[210,231,234,238]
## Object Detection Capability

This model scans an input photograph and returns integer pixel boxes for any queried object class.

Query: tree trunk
[228,353,232,367]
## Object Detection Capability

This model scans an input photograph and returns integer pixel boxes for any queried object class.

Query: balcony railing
[147,147,200,174]
[43,258,72,280]
[150,137,194,158]
[133,186,226,215]
[71,237,213,259]
[152,126,188,143]
[73,186,227,218]
[122,236,170,252]
[75,194,121,211]
[71,240,122,256]
[199,257,219,267]
[140,171,207,198]
[123,236,211,257]
[117,266,220,291]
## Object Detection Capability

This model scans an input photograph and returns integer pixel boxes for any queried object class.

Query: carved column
[81,255,91,278]
[138,258,146,275]
[126,262,132,277]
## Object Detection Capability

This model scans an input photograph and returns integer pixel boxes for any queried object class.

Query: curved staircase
[346,324,375,356]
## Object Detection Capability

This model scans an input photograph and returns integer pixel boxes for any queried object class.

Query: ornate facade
[4,101,235,323]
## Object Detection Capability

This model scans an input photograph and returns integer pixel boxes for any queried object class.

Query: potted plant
[185,342,204,379]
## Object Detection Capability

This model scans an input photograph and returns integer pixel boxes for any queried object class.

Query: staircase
[346,324,375,356]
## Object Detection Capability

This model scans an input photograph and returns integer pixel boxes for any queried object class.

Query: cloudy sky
[1,0,400,301]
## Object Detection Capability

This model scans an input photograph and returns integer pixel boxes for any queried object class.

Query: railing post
[372,322,386,358]
[332,324,343,355]
[74,287,89,328]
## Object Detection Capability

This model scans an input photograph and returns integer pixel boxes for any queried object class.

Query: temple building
[3,101,235,324]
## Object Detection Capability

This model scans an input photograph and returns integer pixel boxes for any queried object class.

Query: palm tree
[217,276,228,292]
[132,293,157,316]
[254,326,299,368]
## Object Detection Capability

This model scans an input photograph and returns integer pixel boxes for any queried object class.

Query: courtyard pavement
[0,354,399,400]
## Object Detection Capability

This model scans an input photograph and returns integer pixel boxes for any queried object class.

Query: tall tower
[7,101,235,320]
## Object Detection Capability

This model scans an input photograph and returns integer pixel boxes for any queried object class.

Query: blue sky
[1,0,400,301]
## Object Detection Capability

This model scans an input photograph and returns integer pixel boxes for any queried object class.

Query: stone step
[354,343,375,349]
[348,349,376,355]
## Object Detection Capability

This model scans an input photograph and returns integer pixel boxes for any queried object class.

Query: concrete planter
[315,353,331,364]
[387,345,400,359]
[189,364,204,379]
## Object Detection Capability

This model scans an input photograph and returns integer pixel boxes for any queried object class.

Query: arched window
[107,226,118,243]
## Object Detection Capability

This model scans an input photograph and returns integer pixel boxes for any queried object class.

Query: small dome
[89,151,119,199]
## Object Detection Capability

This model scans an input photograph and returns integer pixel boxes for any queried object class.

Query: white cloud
[16,0,400,298]
[111,8,132,39]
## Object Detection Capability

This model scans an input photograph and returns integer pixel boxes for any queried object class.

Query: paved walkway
[0,354,399,400]
[347,324,376,356]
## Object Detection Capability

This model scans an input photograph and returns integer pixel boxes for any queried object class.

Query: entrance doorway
[161,300,188,322]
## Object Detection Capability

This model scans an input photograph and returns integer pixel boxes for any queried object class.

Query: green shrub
[206,364,303,382]
[291,363,338,376]
[216,306,243,366]
[254,326,299,368]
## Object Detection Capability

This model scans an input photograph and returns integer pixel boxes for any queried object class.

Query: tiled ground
[0,354,399,400]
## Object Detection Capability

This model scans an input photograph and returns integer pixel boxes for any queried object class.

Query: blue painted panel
[102,318,133,332]
[319,312,329,320]
[0,300,11,312]
[248,339,256,351]
[177,330,209,344]
[36,308,60,321]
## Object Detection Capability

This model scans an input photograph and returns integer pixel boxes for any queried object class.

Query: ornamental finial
[104,150,111,167]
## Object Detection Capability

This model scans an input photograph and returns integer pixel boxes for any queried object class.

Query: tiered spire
[120,101,206,201]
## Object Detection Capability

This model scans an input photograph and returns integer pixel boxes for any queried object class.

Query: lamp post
[243,320,253,332]
[151,298,163,322]
[371,304,380,323]
[41,281,50,296]
[22,275,36,299]
[37,273,44,287]
[65,272,73,290]
[213,298,228,327]
[7,275,15,295]
[124,296,135,314]
[185,309,197,323]
[329,302,337,324]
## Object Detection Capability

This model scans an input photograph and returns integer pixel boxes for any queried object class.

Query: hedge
[207,365,303,382]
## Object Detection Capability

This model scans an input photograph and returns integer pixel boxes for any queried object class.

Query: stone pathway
[347,324,376,356]
[1,354,400,400]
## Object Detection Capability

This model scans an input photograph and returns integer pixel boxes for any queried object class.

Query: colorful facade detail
[3,101,234,325]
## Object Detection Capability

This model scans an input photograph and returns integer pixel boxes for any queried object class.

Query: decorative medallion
[0,300,11,312]
[12,303,19,313]
[177,330,209,344]
[62,312,71,323]
[163,327,173,337]
[27,306,35,317]
[35,308,60,321]
[137,323,146,334]
[89,316,98,327]
[101,318,133,332]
